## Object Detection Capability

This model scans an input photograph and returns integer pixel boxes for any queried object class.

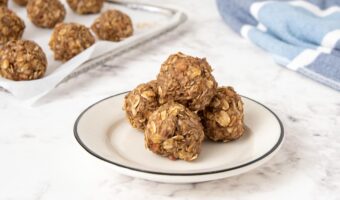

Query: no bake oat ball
[49,22,95,61]
[201,87,244,142]
[27,0,66,28]
[0,7,25,45]
[124,80,159,131]
[91,9,133,42]
[13,0,28,6]
[67,0,104,14]
[0,0,7,7]
[157,52,217,112]
[145,102,205,161]
[0,40,47,81]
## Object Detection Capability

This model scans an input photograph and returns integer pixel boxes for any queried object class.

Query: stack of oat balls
[0,0,133,81]
[124,52,245,161]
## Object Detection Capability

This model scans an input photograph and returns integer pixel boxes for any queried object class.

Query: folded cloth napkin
[217,0,340,91]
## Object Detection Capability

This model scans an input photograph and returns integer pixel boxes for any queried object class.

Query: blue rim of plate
[74,91,284,176]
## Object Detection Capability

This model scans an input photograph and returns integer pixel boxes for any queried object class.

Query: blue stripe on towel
[217,0,340,91]
[306,54,340,82]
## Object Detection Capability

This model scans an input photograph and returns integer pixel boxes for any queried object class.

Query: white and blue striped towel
[217,0,340,91]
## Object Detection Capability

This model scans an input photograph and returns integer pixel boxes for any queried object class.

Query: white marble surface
[1,0,340,199]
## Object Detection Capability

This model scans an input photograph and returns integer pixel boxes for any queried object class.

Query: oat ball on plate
[27,0,66,28]
[91,9,133,42]
[0,7,25,45]
[49,22,95,61]
[0,40,47,81]
[201,87,244,142]
[67,0,104,14]
[145,102,205,161]
[124,80,159,131]
[13,0,28,6]
[157,52,218,112]
[0,0,7,7]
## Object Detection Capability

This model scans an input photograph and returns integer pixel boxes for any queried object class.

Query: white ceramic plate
[74,92,284,183]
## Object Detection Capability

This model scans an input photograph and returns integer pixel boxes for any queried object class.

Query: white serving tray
[0,0,187,102]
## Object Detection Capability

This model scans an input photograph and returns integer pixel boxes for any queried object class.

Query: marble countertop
[1,0,339,199]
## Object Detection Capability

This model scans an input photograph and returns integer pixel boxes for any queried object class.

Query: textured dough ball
[0,0,7,7]
[91,9,133,42]
[145,102,205,161]
[67,0,104,14]
[13,0,28,6]
[0,7,25,45]
[0,40,47,81]
[124,81,159,131]
[201,87,244,142]
[157,52,218,111]
[49,23,95,61]
[27,0,66,28]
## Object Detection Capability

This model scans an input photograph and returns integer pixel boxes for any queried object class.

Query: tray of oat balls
[74,52,285,183]
[0,0,187,100]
